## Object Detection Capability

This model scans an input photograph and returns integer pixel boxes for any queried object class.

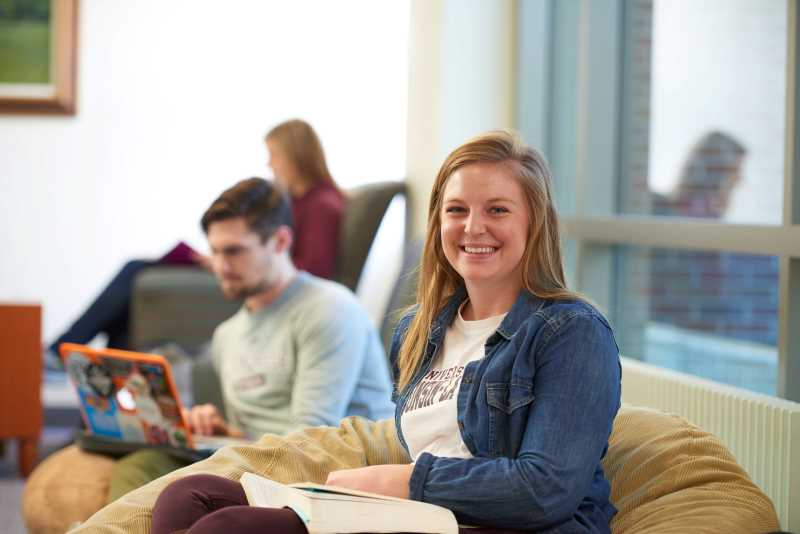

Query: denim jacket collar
[428,286,547,346]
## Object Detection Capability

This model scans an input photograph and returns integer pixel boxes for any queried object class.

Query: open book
[240,472,459,534]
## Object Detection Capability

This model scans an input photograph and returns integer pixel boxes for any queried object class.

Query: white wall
[405,0,516,238]
[0,0,409,342]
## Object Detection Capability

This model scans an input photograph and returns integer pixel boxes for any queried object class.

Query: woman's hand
[325,464,414,499]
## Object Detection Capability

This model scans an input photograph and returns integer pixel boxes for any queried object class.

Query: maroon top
[158,241,200,266]
[291,181,346,280]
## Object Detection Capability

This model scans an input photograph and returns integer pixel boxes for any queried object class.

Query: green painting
[0,0,51,84]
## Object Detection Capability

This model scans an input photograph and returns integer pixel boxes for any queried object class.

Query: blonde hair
[265,119,337,189]
[396,130,584,390]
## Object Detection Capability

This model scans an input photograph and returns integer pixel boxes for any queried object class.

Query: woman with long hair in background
[264,118,345,280]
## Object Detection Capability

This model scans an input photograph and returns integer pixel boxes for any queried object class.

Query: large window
[621,0,786,225]
[616,245,778,394]
[517,0,799,399]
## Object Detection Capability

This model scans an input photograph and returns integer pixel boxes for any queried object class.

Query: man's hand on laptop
[183,404,237,436]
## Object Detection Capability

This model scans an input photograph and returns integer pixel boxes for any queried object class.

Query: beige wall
[405,0,517,239]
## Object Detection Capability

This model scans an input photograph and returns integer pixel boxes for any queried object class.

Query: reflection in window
[619,0,786,224]
[651,132,744,219]
[616,245,778,395]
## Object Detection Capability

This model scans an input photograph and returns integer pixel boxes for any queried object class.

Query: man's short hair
[200,177,293,241]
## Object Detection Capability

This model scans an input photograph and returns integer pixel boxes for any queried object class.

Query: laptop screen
[60,343,197,450]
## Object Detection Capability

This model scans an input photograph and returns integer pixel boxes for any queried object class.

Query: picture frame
[0,0,79,115]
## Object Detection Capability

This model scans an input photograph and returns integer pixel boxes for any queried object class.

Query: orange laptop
[60,343,246,459]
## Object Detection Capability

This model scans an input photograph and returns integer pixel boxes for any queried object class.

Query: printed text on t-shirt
[402,365,464,414]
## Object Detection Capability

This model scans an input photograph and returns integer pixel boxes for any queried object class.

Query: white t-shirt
[400,303,506,461]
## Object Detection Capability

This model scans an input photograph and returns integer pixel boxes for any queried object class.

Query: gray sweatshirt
[211,272,394,438]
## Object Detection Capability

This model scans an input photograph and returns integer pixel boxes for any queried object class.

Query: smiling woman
[439,162,530,320]
[138,130,622,534]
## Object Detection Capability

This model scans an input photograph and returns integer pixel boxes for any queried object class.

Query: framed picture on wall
[0,0,78,114]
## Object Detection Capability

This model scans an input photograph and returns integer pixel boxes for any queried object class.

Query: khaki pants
[108,449,191,503]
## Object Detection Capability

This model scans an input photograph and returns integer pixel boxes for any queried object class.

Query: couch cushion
[22,444,115,534]
[130,267,239,352]
[604,405,780,534]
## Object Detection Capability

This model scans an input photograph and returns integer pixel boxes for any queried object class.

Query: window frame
[516,0,800,400]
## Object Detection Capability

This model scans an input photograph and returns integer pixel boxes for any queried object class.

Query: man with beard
[109,177,393,500]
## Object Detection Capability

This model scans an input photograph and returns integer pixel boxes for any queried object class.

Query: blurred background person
[46,119,345,366]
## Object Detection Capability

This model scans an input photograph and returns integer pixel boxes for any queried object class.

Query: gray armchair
[334,181,407,291]
[129,269,238,354]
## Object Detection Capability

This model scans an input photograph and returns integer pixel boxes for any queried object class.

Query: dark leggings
[152,474,524,534]
[152,474,307,534]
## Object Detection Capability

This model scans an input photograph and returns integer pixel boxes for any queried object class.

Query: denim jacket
[390,287,621,533]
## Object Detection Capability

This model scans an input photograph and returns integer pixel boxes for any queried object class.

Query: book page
[291,482,413,503]
[307,496,458,534]
[242,474,458,534]
[240,472,289,508]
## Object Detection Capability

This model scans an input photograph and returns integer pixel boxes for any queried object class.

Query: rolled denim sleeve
[408,313,621,531]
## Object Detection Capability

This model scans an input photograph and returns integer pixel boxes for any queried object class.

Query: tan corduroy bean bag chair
[22,445,116,534]
[603,405,780,533]
[23,406,780,534]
